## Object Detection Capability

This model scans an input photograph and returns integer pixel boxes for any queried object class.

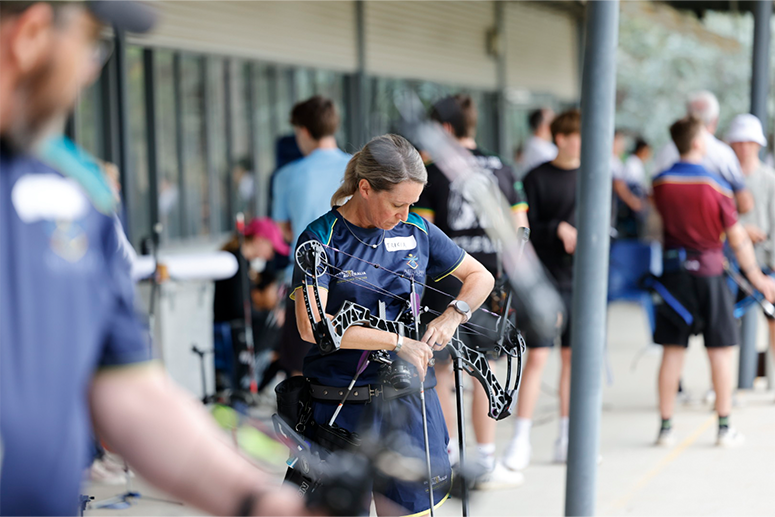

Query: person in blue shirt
[0,2,304,515]
[288,134,495,515]
[272,96,351,377]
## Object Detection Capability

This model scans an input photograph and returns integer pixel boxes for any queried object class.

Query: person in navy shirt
[290,134,494,515]
[0,3,304,515]
[651,116,775,448]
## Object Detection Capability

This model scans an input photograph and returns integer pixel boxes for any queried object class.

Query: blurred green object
[210,404,288,466]
[211,404,239,429]
[236,426,288,465]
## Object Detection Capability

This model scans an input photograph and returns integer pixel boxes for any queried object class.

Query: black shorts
[522,287,573,349]
[653,272,738,348]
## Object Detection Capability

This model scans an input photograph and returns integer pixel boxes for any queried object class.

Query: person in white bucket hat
[727,113,775,380]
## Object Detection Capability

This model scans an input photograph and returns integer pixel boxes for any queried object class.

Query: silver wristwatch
[394,332,404,353]
[448,299,471,323]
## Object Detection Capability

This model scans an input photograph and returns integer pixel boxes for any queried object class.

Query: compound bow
[295,234,528,421]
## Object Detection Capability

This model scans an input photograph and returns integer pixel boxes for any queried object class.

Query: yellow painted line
[608,415,716,512]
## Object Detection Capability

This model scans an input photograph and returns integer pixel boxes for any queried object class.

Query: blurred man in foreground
[0,2,304,514]
[651,116,775,448]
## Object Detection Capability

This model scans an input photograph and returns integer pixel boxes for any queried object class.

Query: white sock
[512,417,532,442]
[559,417,569,440]
[447,439,460,466]
[477,443,496,471]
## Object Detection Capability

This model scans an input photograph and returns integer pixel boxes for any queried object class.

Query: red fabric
[652,163,738,276]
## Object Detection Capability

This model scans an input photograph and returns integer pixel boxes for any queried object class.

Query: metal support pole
[739,0,772,388]
[495,1,510,159]
[738,309,759,389]
[143,49,160,235]
[349,0,368,148]
[750,0,772,133]
[564,2,619,516]
[113,27,132,239]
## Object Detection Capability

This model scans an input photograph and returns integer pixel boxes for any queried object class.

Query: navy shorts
[308,388,451,515]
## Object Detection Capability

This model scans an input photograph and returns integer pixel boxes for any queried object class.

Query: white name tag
[384,235,417,252]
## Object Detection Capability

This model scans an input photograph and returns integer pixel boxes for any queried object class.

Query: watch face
[456,300,470,313]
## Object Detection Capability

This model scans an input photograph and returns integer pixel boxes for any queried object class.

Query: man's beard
[4,56,71,154]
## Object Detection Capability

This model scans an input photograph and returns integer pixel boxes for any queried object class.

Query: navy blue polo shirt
[0,144,151,515]
[291,209,465,388]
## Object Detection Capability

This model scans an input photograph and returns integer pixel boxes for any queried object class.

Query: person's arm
[294,287,434,379]
[271,168,292,239]
[613,179,643,212]
[735,189,754,215]
[726,222,775,302]
[420,253,494,350]
[90,365,306,516]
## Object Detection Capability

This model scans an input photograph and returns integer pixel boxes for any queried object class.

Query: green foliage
[616,5,775,153]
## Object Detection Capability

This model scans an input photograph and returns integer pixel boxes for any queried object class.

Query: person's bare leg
[706,347,734,418]
[434,360,456,437]
[515,348,551,419]
[658,346,686,420]
[434,359,458,465]
[553,347,573,462]
[558,347,572,418]
[471,361,497,470]
[471,362,496,444]
[503,348,550,470]
[769,319,775,371]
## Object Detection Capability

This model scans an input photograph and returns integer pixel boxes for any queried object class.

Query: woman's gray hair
[331,134,427,207]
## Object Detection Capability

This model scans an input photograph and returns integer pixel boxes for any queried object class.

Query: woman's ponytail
[331,151,361,207]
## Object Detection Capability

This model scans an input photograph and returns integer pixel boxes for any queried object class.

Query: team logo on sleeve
[403,254,419,270]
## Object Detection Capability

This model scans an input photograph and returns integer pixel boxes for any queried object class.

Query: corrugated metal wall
[130,1,358,71]
[364,1,498,89]
[506,2,579,101]
[129,1,579,99]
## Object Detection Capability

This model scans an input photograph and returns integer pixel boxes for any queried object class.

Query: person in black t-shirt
[412,95,528,489]
[502,109,581,471]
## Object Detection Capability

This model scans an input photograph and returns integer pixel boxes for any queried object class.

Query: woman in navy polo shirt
[290,134,494,515]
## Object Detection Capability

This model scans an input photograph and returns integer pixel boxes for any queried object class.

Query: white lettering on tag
[384,235,417,252]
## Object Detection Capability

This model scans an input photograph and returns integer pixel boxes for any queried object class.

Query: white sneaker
[89,460,126,485]
[704,389,717,405]
[474,461,525,490]
[502,438,531,471]
[553,436,568,463]
[655,427,675,447]
[716,427,745,448]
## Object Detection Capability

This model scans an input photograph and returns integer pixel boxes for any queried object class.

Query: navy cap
[86,1,157,33]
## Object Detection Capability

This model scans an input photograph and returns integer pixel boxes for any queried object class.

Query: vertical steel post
[739,0,773,388]
[113,27,132,240]
[495,1,510,159]
[564,2,619,516]
[349,0,368,148]
[750,0,772,132]
[143,49,160,236]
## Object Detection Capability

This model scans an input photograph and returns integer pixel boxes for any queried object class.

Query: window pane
[274,66,293,136]
[126,46,150,249]
[255,64,275,217]
[74,78,103,159]
[155,50,183,242]
[180,54,209,237]
[230,60,255,219]
[207,57,230,234]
